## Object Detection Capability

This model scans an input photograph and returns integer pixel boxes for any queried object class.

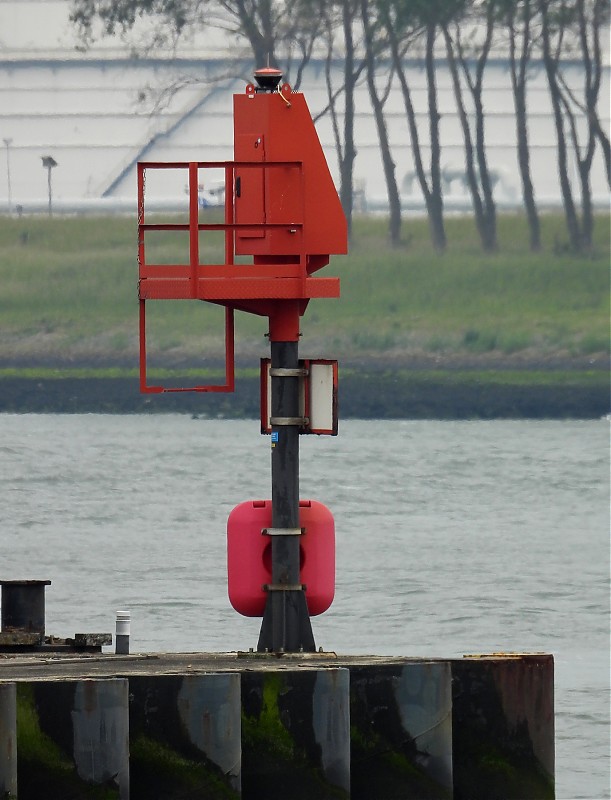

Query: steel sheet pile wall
[0,653,554,799]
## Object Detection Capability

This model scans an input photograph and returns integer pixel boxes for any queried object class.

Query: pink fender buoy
[227,499,335,617]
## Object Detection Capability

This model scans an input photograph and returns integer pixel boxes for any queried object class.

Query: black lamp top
[254,67,283,92]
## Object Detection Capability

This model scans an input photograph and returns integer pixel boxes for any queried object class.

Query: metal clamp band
[269,368,308,378]
[262,584,307,592]
[270,416,309,426]
[262,527,304,536]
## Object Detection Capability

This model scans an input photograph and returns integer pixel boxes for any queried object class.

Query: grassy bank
[0,213,608,369]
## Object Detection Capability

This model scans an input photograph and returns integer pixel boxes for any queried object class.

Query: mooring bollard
[1,579,51,636]
[115,611,130,655]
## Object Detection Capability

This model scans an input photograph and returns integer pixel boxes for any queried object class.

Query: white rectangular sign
[260,358,338,435]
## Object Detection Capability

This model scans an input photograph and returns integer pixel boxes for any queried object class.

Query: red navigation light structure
[137,69,347,652]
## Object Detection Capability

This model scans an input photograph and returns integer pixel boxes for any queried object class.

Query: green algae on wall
[16,684,119,800]
[129,734,239,800]
[241,672,349,800]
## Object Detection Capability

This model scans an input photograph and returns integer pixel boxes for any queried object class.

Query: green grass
[309,214,610,355]
[0,212,608,365]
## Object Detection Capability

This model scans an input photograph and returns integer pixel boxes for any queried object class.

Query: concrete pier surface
[0,651,554,799]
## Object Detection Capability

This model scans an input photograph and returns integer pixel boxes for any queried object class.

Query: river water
[1,414,609,799]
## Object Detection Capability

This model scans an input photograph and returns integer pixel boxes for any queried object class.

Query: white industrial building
[0,0,609,214]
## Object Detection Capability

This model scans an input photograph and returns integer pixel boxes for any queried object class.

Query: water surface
[1,415,608,798]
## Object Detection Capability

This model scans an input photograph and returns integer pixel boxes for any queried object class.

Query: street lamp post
[41,155,58,216]
[3,138,12,214]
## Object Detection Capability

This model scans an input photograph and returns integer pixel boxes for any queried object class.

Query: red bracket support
[139,301,235,394]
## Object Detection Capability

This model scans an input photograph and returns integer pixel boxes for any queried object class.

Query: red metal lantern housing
[137,79,347,392]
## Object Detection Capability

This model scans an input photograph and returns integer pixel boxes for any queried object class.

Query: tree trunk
[593,116,611,188]
[563,87,597,251]
[321,1,360,241]
[425,21,446,253]
[468,7,497,251]
[474,88,497,251]
[508,3,541,251]
[590,0,610,189]
[574,0,606,248]
[360,0,401,245]
[444,28,490,251]
[341,0,357,238]
[515,84,541,251]
[579,161,594,249]
[540,0,582,251]
[386,17,445,251]
[234,0,277,68]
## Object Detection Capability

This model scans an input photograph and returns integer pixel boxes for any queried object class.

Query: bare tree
[360,0,402,245]
[220,0,325,75]
[70,0,198,47]
[316,0,364,238]
[539,0,580,249]
[383,2,447,252]
[582,0,610,189]
[557,0,609,247]
[444,1,498,252]
[70,0,320,78]
[499,0,541,250]
[539,0,606,251]
[70,0,607,251]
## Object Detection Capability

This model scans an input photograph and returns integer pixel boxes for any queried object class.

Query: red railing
[137,159,305,393]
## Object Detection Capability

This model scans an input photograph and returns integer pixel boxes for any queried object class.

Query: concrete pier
[0,651,554,799]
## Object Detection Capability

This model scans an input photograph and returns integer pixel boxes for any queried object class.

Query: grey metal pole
[257,340,315,652]
[47,165,53,217]
[41,156,57,216]
[3,138,12,214]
